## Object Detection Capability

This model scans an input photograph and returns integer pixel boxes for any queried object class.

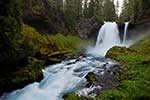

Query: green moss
[22,24,90,53]
[20,24,90,63]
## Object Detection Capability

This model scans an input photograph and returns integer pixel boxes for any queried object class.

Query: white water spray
[92,22,121,56]
[123,22,129,45]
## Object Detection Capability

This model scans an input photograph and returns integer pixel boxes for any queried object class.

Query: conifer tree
[103,0,117,21]
[0,0,22,69]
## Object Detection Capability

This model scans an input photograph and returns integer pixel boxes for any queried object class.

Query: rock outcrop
[75,18,103,39]
[23,0,68,34]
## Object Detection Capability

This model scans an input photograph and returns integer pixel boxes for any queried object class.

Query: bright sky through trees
[114,0,124,15]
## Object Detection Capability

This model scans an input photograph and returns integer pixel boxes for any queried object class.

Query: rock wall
[23,0,68,34]
[75,18,103,39]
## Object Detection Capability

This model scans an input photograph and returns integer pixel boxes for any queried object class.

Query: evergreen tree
[0,0,22,70]
[119,0,148,22]
[64,0,83,31]
[94,0,104,21]
[103,0,117,21]
[54,0,64,12]
[88,0,96,18]
[120,0,131,21]
[83,0,89,18]
[75,0,83,19]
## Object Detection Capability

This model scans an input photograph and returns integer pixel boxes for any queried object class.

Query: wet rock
[78,62,123,98]
[85,72,97,88]
[96,64,122,91]
[75,18,103,39]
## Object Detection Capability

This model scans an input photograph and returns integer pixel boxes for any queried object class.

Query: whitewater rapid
[0,56,118,100]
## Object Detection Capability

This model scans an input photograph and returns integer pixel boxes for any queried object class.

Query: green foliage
[83,0,117,21]
[119,0,150,22]
[103,0,118,21]
[64,0,83,31]
[0,0,22,70]
[20,24,86,53]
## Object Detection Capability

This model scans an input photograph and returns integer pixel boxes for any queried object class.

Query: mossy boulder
[106,46,137,60]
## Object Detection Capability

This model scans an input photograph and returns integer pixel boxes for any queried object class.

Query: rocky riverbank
[64,33,150,100]
[63,58,124,100]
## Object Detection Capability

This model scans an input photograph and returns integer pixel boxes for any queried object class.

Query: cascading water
[91,22,121,56]
[123,22,129,45]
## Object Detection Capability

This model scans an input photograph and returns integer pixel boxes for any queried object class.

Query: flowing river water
[0,22,129,100]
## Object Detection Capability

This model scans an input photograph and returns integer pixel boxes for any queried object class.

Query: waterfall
[123,22,129,45]
[94,22,121,56]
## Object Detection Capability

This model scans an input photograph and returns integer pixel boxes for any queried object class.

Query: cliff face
[23,0,68,34]
[75,18,102,39]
